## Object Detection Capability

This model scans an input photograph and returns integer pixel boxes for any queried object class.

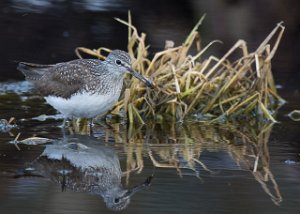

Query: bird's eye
[115,59,122,65]
[114,198,120,203]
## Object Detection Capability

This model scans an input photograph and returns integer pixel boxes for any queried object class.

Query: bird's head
[106,50,153,88]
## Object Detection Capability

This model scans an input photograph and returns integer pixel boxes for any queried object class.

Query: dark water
[1,1,300,214]
[1,84,300,214]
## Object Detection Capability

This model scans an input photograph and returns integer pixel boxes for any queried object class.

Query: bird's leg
[89,118,94,127]
[59,118,70,140]
[58,117,68,129]
[62,118,67,128]
[60,120,68,142]
[89,118,94,136]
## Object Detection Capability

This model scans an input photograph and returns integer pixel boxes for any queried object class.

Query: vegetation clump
[76,13,285,124]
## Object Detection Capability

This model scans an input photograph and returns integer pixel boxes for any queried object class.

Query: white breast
[45,92,119,118]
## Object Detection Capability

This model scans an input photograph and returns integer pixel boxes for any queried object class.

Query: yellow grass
[76,12,285,124]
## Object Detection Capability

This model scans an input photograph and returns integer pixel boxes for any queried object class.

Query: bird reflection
[14,135,152,211]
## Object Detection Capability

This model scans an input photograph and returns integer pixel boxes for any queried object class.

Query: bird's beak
[127,67,154,88]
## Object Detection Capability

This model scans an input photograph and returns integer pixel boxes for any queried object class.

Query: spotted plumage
[17,49,153,123]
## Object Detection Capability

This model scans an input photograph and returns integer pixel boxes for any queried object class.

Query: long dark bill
[127,67,154,88]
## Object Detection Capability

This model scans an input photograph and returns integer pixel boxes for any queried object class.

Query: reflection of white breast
[45,91,120,118]
[42,142,121,176]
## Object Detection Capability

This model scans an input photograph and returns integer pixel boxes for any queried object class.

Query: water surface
[0,81,300,214]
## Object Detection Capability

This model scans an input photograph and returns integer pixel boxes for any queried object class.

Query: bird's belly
[45,92,119,118]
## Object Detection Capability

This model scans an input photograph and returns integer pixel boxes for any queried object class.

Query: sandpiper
[17,50,153,126]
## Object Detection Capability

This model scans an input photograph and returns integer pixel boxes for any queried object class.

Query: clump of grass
[76,13,285,124]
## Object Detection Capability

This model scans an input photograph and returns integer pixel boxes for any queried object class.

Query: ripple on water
[0,81,33,95]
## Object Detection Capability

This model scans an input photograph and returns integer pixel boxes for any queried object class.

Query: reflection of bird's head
[103,176,153,211]
[103,189,131,211]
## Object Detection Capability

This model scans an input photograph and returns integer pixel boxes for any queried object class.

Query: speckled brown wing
[17,60,95,98]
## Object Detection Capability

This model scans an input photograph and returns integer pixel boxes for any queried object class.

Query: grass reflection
[107,120,282,205]
[8,117,282,206]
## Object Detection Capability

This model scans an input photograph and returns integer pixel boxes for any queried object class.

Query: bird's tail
[17,62,52,80]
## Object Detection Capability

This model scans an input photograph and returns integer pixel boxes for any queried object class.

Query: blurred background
[0,0,299,89]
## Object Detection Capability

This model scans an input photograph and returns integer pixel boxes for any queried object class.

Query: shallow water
[1,1,300,213]
[0,81,300,214]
